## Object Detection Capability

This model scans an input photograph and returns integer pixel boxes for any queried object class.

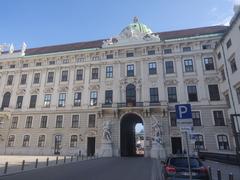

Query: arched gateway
[120,113,144,157]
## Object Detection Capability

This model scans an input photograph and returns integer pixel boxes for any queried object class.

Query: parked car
[162,155,209,180]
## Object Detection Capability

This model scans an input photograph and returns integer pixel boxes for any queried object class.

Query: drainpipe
[220,42,240,158]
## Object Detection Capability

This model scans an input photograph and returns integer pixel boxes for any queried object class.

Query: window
[164,48,172,54]
[49,60,55,65]
[92,56,100,61]
[61,70,68,82]
[126,52,134,57]
[192,111,201,126]
[7,75,14,85]
[167,87,177,103]
[92,68,99,79]
[236,87,240,104]
[208,85,220,101]
[58,93,66,107]
[72,115,79,128]
[221,69,226,81]
[40,116,48,128]
[29,95,37,108]
[184,59,194,72]
[183,47,191,52]
[10,64,15,69]
[11,117,18,129]
[23,63,28,68]
[105,90,113,104]
[2,92,11,109]
[202,44,211,50]
[106,54,113,59]
[22,135,30,147]
[20,74,27,85]
[213,111,225,126]
[0,66,2,69]
[106,66,113,78]
[47,72,54,83]
[74,92,81,106]
[165,61,174,74]
[70,135,78,147]
[230,58,237,73]
[63,59,69,64]
[149,62,157,75]
[8,135,15,147]
[38,135,45,147]
[76,69,83,81]
[33,73,40,84]
[226,39,232,49]
[217,52,221,60]
[195,135,205,150]
[16,96,23,109]
[147,50,155,55]
[88,114,96,128]
[217,135,229,150]
[56,115,63,128]
[204,57,214,70]
[36,62,41,66]
[187,86,198,102]
[170,112,177,127]
[25,116,33,128]
[90,91,97,106]
[150,88,159,103]
[127,64,134,77]
[44,94,51,108]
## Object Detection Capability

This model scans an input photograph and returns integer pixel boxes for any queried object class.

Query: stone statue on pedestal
[150,117,166,160]
[100,121,113,157]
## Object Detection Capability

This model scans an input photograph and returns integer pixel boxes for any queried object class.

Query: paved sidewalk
[203,160,240,180]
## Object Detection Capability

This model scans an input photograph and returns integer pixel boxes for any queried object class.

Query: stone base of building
[100,142,113,157]
[150,142,166,160]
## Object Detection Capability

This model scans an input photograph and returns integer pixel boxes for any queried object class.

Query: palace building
[0,9,239,158]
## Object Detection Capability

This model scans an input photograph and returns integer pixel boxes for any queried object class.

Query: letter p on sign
[175,104,192,120]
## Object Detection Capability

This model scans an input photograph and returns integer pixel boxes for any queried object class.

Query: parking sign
[175,104,193,126]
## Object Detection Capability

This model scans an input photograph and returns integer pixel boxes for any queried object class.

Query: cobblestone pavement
[0,157,162,180]
[203,160,240,180]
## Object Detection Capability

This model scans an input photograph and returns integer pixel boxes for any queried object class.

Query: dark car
[162,155,209,180]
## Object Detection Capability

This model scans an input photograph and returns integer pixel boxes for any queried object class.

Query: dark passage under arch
[120,113,144,157]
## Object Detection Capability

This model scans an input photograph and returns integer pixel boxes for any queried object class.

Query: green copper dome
[119,17,152,38]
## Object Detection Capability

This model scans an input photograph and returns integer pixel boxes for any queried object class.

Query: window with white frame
[217,135,229,150]
[44,94,51,108]
[61,70,68,82]
[184,59,194,72]
[76,69,83,81]
[8,135,15,147]
[127,64,134,77]
[170,112,177,127]
[72,115,79,128]
[11,117,18,129]
[204,57,214,70]
[74,92,81,107]
[149,62,157,75]
[70,135,78,147]
[40,116,48,128]
[165,61,174,74]
[20,74,27,85]
[33,73,40,84]
[213,111,225,126]
[192,111,201,126]
[58,93,66,107]
[25,116,33,128]
[22,135,30,147]
[88,114,96,128]
[106,66,113,78]
[56,115,63,128]
[91,68,99,79]
[194,134,205,150]
[38,135,45,147]
[47,72,54,83]
[90,91,97,106]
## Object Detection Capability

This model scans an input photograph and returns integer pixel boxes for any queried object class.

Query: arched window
[1,92,11,109]
[70,135,78,148]
[38,135,45,147]
[126,84,136,107]
[217,134,229,150]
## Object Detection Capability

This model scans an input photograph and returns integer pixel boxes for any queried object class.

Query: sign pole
[185,131,192,180]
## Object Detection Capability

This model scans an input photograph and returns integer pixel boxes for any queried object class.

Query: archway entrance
[120,113,144,157]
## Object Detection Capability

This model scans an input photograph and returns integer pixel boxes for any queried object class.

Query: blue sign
[175,104,192,119]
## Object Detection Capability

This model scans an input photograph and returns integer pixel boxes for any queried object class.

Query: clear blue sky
[0,0,238,49]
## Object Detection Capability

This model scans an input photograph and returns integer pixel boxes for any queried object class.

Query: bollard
[208,166,212,180]
[217,169,221,180]
[35,158,38,168]
[46,157,49,166]
[56,156,58,164]
[71,156,73,162]
[4,162,8,174]
[64,156,66,163]
[229,173,233,180]
[21,160,25,171]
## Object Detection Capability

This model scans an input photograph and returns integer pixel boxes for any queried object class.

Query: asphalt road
[0,157,162,180]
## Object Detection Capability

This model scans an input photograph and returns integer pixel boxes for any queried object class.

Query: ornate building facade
[0,13,239,158]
